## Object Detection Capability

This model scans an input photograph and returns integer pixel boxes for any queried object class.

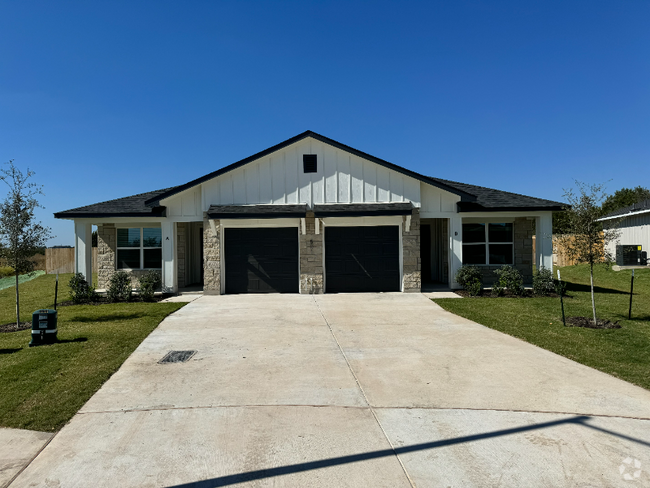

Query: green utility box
[29,309,58,347]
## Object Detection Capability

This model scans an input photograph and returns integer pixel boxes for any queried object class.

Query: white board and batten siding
[605,213,650,256]
[199,138,422,209]
[161,136,461,218]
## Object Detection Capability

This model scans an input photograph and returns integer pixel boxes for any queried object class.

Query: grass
[434,264,650,391]
[0,273,184,431]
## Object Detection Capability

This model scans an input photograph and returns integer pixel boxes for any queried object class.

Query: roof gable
[145,131,477,206]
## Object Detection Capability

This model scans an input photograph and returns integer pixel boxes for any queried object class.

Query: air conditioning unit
[616,245,643,266]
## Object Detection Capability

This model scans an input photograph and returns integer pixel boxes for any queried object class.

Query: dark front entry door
[325,226,400,293]
[224,227,299,294]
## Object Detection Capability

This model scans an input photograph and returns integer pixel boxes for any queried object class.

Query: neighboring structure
[54,131,563,293]
[600,198,650,258]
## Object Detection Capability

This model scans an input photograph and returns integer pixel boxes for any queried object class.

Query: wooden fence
[533,235,605,267]
[46,248,98,274]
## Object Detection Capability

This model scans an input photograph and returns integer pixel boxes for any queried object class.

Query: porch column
[449,217,463,289]
[535,213,553,272]
[161,221,176,293]
[74,221,93,282]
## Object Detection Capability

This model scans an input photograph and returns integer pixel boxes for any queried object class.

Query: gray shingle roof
[600,198,650,220]
[207,204,309,219]
[313,203,413,217]
[428,177,565,212]
[54,187,176,219]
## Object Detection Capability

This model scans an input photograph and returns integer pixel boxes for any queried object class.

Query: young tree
[0,161,52,328]
[557,182,619,325]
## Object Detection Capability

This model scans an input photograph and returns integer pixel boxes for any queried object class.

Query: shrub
[491,281,505,297]
[455,265,482,289]
[107,271,132,302]
[138,270,162,302]
[466,279,482,297]
[69,273,97,304]
[494,265,524,296]
[533,266,555,296]
[0,266,14,278]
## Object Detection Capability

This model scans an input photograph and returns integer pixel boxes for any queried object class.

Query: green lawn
[435,264,650,391]
[0,273,185,431]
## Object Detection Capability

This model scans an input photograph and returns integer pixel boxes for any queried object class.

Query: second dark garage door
[325,226,400,293]
[224,227,299,294]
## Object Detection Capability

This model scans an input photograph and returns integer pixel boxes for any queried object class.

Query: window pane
[462,223,485,243]
[463,244,486,264]
[489,244,514,265]
[489,223,513,243]
[117,249,140,269]
[143,228,162,248]
[117,228,140,247]
[143,248,162,269]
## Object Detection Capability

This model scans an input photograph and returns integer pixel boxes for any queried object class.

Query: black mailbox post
[29,309,58,347]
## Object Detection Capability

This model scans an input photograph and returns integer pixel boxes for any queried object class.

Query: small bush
[0,266,15,278]
[466,279,482,297]
[533,266,555,296]
[138,271,162,302]
[455,265,482,289]
[494,265,524,296]
[492,281,505,297]
[69,273,97,304]
[107,271,132,302]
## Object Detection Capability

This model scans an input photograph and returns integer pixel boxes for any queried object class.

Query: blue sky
[1,1,648,246]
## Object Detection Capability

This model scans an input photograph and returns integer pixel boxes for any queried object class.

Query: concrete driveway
[11,294,650,487]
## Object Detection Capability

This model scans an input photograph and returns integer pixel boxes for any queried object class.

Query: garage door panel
[225,228,299,294]
[325,226,400,293]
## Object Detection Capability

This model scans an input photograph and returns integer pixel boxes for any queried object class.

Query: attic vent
[303,154,317,173]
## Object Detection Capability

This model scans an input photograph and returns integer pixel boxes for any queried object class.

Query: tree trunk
[590,263,597,325]
[15,270,20,328]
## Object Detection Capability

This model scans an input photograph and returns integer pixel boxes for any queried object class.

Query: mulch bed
[56,296,167,307]
[565,316,621,329]
[0,321,32,333]
[455,289,561,299]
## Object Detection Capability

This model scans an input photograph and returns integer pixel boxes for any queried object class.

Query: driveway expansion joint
[312,295,417,488]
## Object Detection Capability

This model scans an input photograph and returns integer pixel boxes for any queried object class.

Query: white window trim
[462,222,514,266]
[116,227,163,270]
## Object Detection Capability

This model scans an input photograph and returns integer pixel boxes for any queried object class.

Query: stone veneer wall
[177,223,186,289]
[402,209,421,292]
[475,217,534,286]
[203,217,221,295]
[300,212,324,294]
[97,223,116,290]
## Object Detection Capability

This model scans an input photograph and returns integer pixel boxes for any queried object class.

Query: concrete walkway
[11,294,650,487]
[0,428,52,488]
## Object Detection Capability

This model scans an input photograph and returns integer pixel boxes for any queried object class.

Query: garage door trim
[322,216,403,292]
[219,218,301,294]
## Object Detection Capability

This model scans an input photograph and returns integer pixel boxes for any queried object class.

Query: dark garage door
[224,227,299,294]
[325,226,400,293]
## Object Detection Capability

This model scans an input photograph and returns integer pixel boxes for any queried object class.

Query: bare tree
[557,181,619,325]
[0,161,52,328]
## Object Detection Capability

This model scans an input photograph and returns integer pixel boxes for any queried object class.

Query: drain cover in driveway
[159,350,197,364]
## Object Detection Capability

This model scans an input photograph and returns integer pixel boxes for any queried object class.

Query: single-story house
[600,198,650,258]
[54,131,563,294]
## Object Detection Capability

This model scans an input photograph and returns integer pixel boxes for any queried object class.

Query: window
[117,227,162,269]
[462,222,513,265]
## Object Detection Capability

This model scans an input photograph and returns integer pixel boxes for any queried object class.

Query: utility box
[29,309,58,347]
[616,245,642,266]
